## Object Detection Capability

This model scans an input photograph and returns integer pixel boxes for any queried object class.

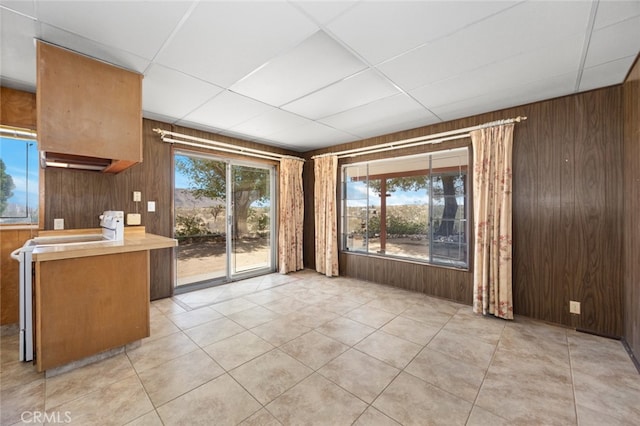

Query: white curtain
[314,155,339,277]
[471,123,515,320]
[278,158,305,274]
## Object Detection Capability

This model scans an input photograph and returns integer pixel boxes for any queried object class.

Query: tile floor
[1,269,639,425]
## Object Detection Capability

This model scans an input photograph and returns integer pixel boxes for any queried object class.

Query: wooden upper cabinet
[36,41,142,173]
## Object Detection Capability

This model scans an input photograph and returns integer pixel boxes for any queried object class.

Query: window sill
[0,224,40,231]
[340,249,470,273]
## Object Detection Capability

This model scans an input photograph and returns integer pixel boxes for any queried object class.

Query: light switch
[147,201,156,212]
[133,191,141,202]
[54,218,64,230]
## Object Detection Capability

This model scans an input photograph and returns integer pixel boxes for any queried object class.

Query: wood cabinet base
[35,251,150,372]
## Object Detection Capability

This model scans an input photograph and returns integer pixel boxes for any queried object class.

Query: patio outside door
[174,151,275,291]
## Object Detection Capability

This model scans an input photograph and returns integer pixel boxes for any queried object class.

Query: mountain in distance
[174,188,224,209]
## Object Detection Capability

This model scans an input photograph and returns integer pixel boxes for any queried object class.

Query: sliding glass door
[174,151,275,290]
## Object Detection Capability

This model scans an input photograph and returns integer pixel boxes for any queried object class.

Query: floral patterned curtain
[278,158,305,274]
[471,123,515,320]
[314,155,339,277]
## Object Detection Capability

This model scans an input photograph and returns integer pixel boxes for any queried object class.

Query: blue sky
[0,136,39,213]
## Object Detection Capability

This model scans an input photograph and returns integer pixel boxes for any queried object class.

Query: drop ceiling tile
[180,91,272,131]
[319,94,438,139]
[155,1,318,88]
[1,0,36,17]
[326,1,516,65]
[39,23,151,73]
[593,1,640,29]
[584,15,640,68]
[269,121,358,151]
[230,31,366,106]
[0,9,37,88]
[291,1,357,26]
[431,72,577,122]
[410,34,584,110]
[283,69,399,120]
[143,64,224,121]
[579,55,637,92]
[35,1,192,59]
[379,1,592,91]
[228,107,312,139]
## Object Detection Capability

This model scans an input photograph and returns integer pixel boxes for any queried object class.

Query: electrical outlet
[147,201,156,212]
[569,301,581,315]
[133,191,141,202]
[53,218,64,230]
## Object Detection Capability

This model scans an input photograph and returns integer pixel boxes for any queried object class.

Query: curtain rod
[153,129,304,162]
[312,116,527,160]
[0,125,37,141]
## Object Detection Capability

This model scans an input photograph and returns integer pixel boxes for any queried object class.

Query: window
[0,130,39,225]
[341,148,468,268]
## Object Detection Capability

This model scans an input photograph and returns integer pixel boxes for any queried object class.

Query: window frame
[340,147,470,270]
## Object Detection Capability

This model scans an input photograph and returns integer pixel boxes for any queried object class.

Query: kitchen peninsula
[31,226,176,372]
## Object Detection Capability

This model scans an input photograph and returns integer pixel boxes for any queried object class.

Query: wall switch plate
[147,201,156,212]
[569,301,581,314]
[133,191,141,202]
[53,218,64,230]
[127,213,141,225]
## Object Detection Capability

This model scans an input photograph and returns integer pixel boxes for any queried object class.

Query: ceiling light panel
[230,31,366,106]
[155,1,318,88]
[143,64,224,120]
[283,69,399,120]
[180,91,272,131]
[584,16,640,68]
[319,94,438,139]
[326,1,516,65]
[0,10,37,88]
[35,1,192,60]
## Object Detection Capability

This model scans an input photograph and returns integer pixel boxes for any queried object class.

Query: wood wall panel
[623,56,640,361]
[306,87,624,336]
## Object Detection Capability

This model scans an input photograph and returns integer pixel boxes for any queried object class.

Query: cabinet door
[37,42,142,171]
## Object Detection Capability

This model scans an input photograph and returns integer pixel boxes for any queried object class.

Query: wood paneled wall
[304,86,624,337]
[623,56,640,361]
[0,87,36,129]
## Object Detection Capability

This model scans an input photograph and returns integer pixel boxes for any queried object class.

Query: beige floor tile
[465,406,512,426]
[230,349,312,404]
[45,353,136,409]
[226,305,281,328]
[126,332,199,373]
[427,329,496,369]
[576,403,633,426]
[156,373,261,425]
[243,289,284,305]
[203,330,274,371]
[353,406,401,426]
[0,378,45,425]
[316,317,376,346]
[345,305,396,328]
[405,348,485,403]
[48,375,153,426]
[125,410,163,426]
[318,349,399,403]
[281,306,339,329]
[381,316,441,345]
[183,317,245,347]
[267,373,367,425]
[365,297,414,315]
[239,408,281,426]
[166,307,223,330]
[146,314,181,342]
[374,372,472,426]
[310,295,362,315]
[250,317,311,346]
[281,330,349,370]
[572,369,640,423]
[174,286,225,309]
[442,311,506,344]
[355,331,422,369]
[0,359,44,390]
[498,322,570,371]
[400,305,454,328]
[211,297,258,315]
[151,298,187,315]
[263,296,309,314]
[138,349,224,407]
